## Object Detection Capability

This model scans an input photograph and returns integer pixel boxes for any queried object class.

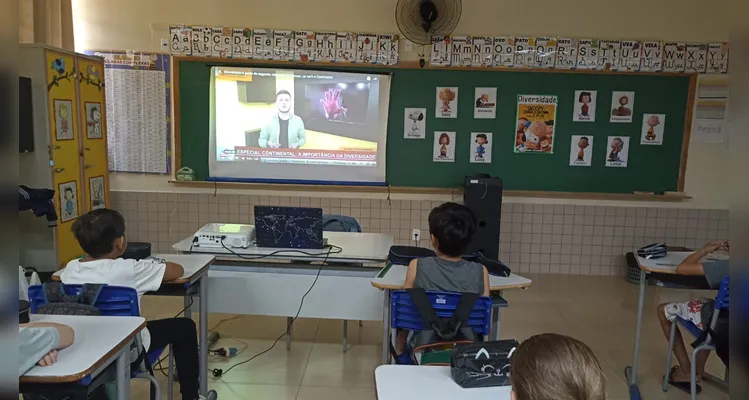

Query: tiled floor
[134,274,728,400]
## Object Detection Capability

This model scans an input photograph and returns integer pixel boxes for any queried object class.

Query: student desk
[375,365,511,400]
[371,263,532,364]
[173,231,393,351]
[53,253,215,397]
[20,314,146,400]
[625,251,691,398]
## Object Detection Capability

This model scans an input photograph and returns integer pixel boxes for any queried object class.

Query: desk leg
[491,306,501,341]
[286,317,293,351]
[628,271,647,386]
[115,343,132,400]
[184,295,192,321]
[381,289,391,365]
[342,320,348,353]
[199,278,208,396]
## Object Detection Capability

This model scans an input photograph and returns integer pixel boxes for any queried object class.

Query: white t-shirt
[60,258,166,350]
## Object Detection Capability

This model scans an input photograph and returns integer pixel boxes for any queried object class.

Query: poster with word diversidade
[569,135,593,167]
[556,38,578,69]
[436,87,458,118]
[640,41,663,72]
[514,94,557,154]
[474,87,497,119]
[573,90,597,122]
[493,37,515,67]
[685,43,708,73]
[610,91,635,123]
[294,31,315,61]
[707,42,729,73]
[640,114,666,145]
[404,108,426,139]
[605,136,629,167]
[433,131,456,162]
[662,42,686,72]
[470,132,493,163]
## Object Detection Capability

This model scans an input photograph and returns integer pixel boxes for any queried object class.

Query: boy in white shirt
[61,208,211,400]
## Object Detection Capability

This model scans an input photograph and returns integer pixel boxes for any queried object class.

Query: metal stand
[381,289,391,364]
[624,269,648,399]
[115,344,132,400]
[343,320,348,353]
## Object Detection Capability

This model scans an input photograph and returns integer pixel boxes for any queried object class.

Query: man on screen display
[258,90,306,149]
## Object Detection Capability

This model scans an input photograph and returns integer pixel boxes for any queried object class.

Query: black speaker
[463,176,503,260]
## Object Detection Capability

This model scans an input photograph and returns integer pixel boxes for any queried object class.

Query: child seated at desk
[657,240,729,392]
[60,209,209,400]
[395,202,490,358]
[19,322,74,376]
[511,333,607,400]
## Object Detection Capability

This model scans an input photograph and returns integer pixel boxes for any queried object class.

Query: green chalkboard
[176,59,692,194]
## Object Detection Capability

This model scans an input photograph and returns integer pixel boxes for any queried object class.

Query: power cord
[209,244,337,378]
[218,238,342,260]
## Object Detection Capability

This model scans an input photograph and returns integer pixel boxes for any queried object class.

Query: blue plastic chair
[390,290,493,336]
[663,276,729,400]
[28,284,171,400]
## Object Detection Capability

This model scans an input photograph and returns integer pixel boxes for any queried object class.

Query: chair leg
[342,320,348,353]
[663,321,677,392]
[358,320,363,327]
[690,347,702,400]
[167,345,174,400]
[135,373,161,400]
[286,317,293,351]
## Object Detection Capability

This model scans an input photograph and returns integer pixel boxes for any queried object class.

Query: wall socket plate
[412,229,421,240]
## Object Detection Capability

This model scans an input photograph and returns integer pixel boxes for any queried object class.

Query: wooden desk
[375,365,511,400]
[20,315,145,400]
[371,263,532,364]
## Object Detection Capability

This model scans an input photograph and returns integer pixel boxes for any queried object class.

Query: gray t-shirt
[413,256,485,294]
[19,327,60,377]
[703,259,729,289]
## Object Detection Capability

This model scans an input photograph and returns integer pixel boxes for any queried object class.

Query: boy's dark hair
[71,208,126,258]
[428,202,476,257]
[276,89,291,98]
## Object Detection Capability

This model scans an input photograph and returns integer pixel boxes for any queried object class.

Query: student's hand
[38,350,58,367]
[702,240,725,253]
[289,143,298,149]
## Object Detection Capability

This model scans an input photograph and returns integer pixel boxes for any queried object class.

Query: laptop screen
[253,206,324,249]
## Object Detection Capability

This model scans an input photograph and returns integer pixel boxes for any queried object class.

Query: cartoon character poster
[436,87,458,118]
[54,99,74,140]
[605,136,629,167]
[85,102,103,139]
[58,181,79,222]
[89,176,106,210]
[640,113,666,145]
[433,131,456,162]
[569,135,593,166]
[404,107,426,139]
[474,87,497,119]
[470,132,493,163]
[610,91,635,123]
[514,94,557,154]
[573,90,596,122]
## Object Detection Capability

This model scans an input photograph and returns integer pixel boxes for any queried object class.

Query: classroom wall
[71,0,734,275]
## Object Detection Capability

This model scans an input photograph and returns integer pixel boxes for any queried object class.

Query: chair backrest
[715,276,729,310]
[28,284,140,316]
[390,290,493,336]
[322,214,362,233]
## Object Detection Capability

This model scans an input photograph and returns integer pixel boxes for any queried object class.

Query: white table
[20,315,146,400]
[625,251,687,398]
[174,231,394,352]
[375,365,511,400]
[53,254,215,397]
[371,263,532,364]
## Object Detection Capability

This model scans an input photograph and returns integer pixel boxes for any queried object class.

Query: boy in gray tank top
[395,202,490,357]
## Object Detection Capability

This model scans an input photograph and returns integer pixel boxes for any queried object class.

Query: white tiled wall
[111,192,729,277]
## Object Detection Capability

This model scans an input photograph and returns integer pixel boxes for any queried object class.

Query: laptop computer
[253,206,325,249]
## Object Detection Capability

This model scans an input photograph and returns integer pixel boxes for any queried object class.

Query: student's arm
[482,266,491,297]
[21,323,74,349]
[403,259,418,289]
[162,262,185,282]
[676,240,725,275]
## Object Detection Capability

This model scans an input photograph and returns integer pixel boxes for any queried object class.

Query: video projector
[194,223,255,248]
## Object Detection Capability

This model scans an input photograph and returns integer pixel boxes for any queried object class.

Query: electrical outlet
[412,229,421,241]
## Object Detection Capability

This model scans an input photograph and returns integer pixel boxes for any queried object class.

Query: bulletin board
[174,57,695,195]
